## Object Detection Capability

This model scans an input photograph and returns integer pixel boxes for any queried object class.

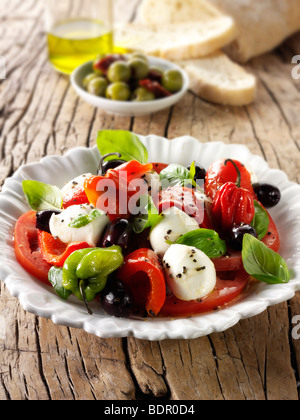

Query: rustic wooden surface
[0,0,300,401]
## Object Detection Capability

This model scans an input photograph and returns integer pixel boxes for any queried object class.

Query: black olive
[228,224,258,251]
[101,159,127,174]
[133,227,152,250]
[100,219,134,255]
[100,278,134,318]
[36,210,62,233]
[252,183,281,208]
[188,163,206,182]
[97,153,126,175]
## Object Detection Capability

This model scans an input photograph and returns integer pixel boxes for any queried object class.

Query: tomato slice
[14,211,51,284]
[160,269,249,317]
[261,211,280,252]
[156,186,211,227]
[212,250,243,272]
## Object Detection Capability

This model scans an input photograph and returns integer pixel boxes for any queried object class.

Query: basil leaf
[48,267,72,300]
[251,201,270,240]
[132,194,161,234]
[176,229,227,259]
[97,130,148,164]
[22,180,62,211]
[160,164,194,188]
[69,209,105,228]
[242,234,290,284]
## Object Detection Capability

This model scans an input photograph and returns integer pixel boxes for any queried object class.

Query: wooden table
[0,0,300,401]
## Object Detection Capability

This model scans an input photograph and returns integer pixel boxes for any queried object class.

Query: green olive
[130,52,149,64]
[132,87,155,102]
[129,58,149,80]
[83,73,98,89]
[87,77,108,97]
[107,61,131,83]
[162,69,184,93]
[106,82,131,101]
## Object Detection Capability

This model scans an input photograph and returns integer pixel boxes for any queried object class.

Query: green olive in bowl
[107,61,132,83]
[83,73,98,89]
[106,82,131,101]
[130,52,149,64]
[132,87,155,102]
[162,69,184,93]
[129,58,149,80]
[87,77,108,97]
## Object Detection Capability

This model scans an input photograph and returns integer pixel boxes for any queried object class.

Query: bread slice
[178,52,256,106]
[138,0,226,25]
[139,0,300,63]
[114,17,236,61]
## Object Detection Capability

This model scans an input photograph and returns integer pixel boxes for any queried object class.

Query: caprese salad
[14,130,290,319]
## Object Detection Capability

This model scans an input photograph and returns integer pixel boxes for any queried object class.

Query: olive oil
[47,19,113,74]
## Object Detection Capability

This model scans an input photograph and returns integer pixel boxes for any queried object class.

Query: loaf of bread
[114,8,236,61]
[178,52,256,106]
[210,0,300,63]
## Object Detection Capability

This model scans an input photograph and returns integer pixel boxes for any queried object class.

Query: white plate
[1,135,300,341]
[70,57,189,117]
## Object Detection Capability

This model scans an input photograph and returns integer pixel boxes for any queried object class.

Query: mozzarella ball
[163,244,217,301]
[143,170,161,197]
[61,173,92,195]
[149,207,199,257]
[49,204,110,247]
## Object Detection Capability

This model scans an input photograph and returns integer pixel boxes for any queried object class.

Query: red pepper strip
[62,186,89,209]
[37,230,91,268]
[212,182,255,233]
[117,249,166,316]
[139,79,172,98]
[93,54,125,75]
[150,162,168,175]
[84,160,153,222]
[147,69,163,83]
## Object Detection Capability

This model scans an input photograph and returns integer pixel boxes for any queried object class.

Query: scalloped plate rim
[0,134,300,341]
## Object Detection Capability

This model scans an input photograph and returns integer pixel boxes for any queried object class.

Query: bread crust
[179,52,256,106]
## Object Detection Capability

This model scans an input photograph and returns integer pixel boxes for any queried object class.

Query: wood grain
[0,0,299,400]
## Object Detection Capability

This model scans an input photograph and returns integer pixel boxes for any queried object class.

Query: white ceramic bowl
[70,56,189,117]
[1,135,300,341]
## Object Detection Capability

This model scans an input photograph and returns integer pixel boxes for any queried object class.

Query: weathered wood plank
[126,338,168,398]
[38,320,136,400]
